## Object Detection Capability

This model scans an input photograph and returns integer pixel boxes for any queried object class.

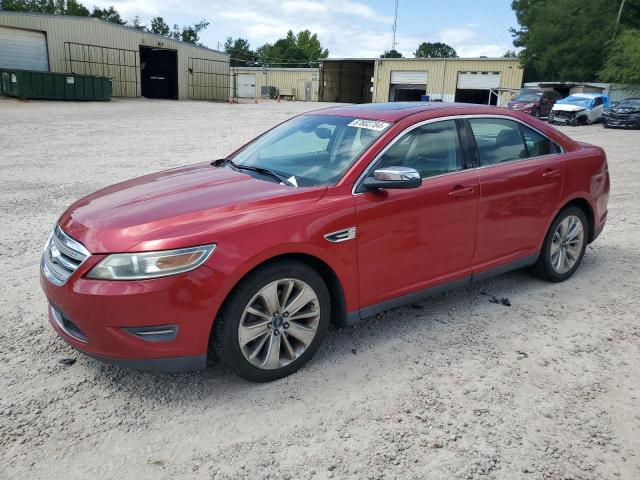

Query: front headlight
[87,244,216,280]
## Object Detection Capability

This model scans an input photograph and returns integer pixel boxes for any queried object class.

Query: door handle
[542,169,562,178]
[448,185,475,198]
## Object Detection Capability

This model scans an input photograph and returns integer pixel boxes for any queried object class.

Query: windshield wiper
[213,158,295,187]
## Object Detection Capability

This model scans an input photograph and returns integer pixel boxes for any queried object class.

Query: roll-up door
[456,72,500,89]
[390,71,428,84]
[0,27,48,72]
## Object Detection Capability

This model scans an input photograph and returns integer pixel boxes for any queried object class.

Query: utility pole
[612,0,626,40]
[391,0,399,51]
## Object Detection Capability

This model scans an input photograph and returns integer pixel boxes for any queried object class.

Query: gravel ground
[0,97,638,480]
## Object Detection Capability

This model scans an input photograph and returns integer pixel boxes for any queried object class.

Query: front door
[466,117,564,273]
[355,119,478,309]
[304,81,312,101]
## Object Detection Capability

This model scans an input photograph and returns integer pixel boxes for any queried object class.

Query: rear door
[354,119,478,309]
[466,117,564,274]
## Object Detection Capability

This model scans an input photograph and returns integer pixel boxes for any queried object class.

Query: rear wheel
[213,261,330,382]
[531,207,588,282]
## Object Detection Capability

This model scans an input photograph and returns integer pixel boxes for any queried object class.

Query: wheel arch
[558,197,595,242]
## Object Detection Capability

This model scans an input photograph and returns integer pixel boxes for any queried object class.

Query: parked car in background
[507,89,562,118]
[602,98,640,129]
[548,93,608,126]
[40,103,610,382]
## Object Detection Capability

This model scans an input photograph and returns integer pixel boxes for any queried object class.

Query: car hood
[59,162,326,253]
[508,101,534,109]
[552,104,587,113]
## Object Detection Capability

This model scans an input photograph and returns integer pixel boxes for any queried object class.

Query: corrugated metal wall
[374,58,523,103]
[232,67,319,101]
[0,13,230,100]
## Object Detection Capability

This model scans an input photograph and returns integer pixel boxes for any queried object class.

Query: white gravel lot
[0,97,639,480]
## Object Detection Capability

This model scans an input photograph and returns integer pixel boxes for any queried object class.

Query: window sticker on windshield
[347,119,390,131]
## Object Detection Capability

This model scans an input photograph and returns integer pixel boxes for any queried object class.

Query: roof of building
[232,67,318,72]
[0,11,228,56]
[321,57,520,62]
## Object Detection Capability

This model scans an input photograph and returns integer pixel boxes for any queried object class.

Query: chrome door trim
[351,113,565,195]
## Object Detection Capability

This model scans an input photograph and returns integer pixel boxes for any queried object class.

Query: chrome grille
[41,226,90,286]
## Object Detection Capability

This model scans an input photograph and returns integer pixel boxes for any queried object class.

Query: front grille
[41,226,90,286]
[553,110,575,119]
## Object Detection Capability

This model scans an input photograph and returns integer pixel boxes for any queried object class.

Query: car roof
[566,93,603,99]
[305,102,507,122]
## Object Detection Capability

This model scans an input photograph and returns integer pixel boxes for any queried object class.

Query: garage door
[237,74,256,98]
[0,26,48,72]
[457,72,500,89]
[390,71,428,84]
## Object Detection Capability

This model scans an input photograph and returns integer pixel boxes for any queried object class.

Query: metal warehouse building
[232,67,319,101]
[319,58,523,105]
[0,12,230,100]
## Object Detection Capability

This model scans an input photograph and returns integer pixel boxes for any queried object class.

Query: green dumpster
[0,69,112,101]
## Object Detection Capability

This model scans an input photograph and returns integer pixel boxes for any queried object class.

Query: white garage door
[390,71,428,84]
[457,72,500,89]
[0,26,48,72]
[237,74,256,98]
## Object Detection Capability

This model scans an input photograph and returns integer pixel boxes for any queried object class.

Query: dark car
[603,98,640,129]
[507,90,562,118]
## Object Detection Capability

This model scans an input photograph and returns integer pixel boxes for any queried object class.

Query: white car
[548,93,608,126]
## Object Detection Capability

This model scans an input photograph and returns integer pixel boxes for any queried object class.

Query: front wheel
[531,207,588,282]
[212,261,330,382]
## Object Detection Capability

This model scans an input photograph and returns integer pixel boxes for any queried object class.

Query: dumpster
[0,69,112,101]
[420,94,430,102]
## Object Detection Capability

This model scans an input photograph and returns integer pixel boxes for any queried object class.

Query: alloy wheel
[550,215,585,274]
[238,278,320,370]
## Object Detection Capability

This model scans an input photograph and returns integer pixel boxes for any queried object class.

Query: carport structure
[0,11,230,101]
[320,57,523,106]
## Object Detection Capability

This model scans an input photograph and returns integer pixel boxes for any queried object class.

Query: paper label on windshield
[347,119,390,131]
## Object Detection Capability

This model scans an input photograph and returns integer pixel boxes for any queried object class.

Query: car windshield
[561,96,594,108]
[515,92,541,102]
[228,115,390,187]
[616,99,640,109]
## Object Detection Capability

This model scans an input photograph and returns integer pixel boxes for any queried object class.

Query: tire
[212,260,330,382]
[531,206,589,282]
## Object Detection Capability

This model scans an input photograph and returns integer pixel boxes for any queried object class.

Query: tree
[502,49,518,58]
[380,49,403,58]
[224,37,258,66]
[149,16,170,36]
[129,16,146,31]
[510,0,640,81]
[599,28,640,87]
[0,0,89,15]
[171,20,209,45]
[414,42,457,58]
[256,30,328,67]
[91,6,124,25]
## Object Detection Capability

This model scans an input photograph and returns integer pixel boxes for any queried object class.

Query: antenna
[391,0,399,51]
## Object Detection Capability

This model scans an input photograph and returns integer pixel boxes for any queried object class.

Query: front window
[560,95,594,108]
[515,91,541,102]
[616,99,640,109]
[229,115,390,187]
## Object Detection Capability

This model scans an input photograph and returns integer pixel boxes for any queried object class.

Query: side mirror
[362,166,422,190]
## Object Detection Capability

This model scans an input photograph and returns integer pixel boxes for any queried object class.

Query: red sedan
[41,103,610,381]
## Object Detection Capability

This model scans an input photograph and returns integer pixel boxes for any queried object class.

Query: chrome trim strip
[324,227,357,243]
[352,113,564,195]
[41,225,91,286]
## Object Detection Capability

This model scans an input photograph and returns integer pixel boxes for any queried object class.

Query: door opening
[455,88,496,105]
[140,46,178,99]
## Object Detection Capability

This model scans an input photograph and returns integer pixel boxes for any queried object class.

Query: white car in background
[548,93,608,126]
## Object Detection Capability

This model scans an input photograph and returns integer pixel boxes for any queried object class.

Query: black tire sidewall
[215,261,331,382]
[538,207,588,282]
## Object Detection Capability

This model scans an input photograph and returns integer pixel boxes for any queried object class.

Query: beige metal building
[232,67,319,101]
[0,12,230,100]
[320,58,523,106]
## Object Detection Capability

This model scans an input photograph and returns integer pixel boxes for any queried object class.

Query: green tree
[224,37,258,66]
[149,16,170,36]
[502,49,518,58]
[256,30,328,67]
[511,0,640,81]
[599,28,640,87]
[380,49,403,58]
[129,15,146,30]
[91,6,124,24]
[171,20,209,45]
[414,42,457,58]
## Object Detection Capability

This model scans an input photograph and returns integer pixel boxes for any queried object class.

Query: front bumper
[603,116,640,129]
[41,255,224,372]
